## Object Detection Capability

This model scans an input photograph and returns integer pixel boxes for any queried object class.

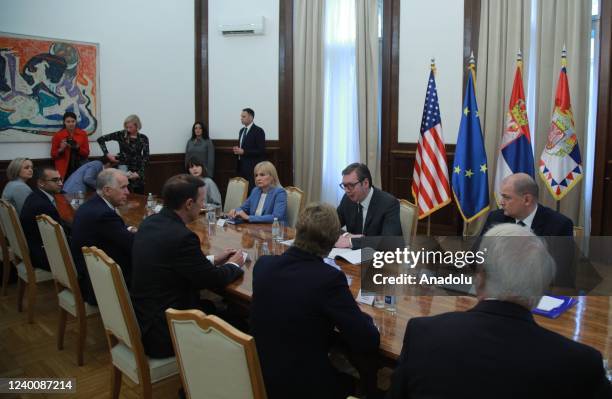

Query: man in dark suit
[71,168,136,305]
[131,174,245,359]
[480,173,575,287]
[251,203,380,399]
[20,165,69,271]
[481,173,573,236]
[387,223,611,399]
[336,163,402,249]
[232,107,266,191]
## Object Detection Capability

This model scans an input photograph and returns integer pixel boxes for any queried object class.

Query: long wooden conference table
[58,193,611,364]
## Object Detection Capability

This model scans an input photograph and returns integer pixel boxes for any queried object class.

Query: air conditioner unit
[219,17,265,36]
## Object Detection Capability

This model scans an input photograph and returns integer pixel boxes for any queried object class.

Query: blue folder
[532,295,576,319]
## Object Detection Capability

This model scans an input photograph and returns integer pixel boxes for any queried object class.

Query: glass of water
[207,206,216,224]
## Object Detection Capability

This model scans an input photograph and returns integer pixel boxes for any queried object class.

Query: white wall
[0,0,194,159]
[398,0,464,143]
[208,0,279,140]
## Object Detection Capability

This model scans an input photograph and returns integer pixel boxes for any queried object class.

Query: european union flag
[452,65,490,222]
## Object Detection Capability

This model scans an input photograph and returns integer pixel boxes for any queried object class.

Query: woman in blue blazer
[228,161,287,223]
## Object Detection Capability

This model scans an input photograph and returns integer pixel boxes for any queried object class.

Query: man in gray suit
[335,163,402,249]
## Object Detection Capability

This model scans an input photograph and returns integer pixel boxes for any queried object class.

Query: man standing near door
[232,108,266,192]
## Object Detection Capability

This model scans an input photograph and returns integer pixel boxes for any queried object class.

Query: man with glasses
[20,165,69,271]
[335,163,402,249]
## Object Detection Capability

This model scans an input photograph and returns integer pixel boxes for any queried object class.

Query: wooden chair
[284,186,305,228]
[399,199,418,245]
[0,199,53,323]
[0,218,15,296]
[36,214,98,366]
[82,246,177,399]
[223,177,249,213]
[166,308,267,399]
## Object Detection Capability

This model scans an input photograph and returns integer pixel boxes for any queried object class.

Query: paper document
[327,247,374,265]
[536,296,565,311]
[356,290,375,305]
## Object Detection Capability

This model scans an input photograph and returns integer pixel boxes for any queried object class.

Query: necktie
[239,127,247,148]
[355,203,363,234]
[517,220,526,227]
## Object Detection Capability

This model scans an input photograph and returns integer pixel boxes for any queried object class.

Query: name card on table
[356,289,375,305]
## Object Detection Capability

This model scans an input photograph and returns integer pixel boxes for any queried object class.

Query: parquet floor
[0,281,182,399]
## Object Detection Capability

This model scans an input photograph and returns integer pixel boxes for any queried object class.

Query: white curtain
[321,0,360,205]
[531,0,591,226]
[294,0,326,204]
[356,0,381,187]
[473,0,591,234]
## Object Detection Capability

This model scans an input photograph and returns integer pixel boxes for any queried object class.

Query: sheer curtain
[321,0,360,205]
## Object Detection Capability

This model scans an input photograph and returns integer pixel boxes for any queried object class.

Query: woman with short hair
[1,157,34,214]
[97,114,149,194]
[187,157,222,206]
[250,202,380,398]
[227,161,287,223]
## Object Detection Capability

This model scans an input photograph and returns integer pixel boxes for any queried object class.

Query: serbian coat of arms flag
[539,49,583,201]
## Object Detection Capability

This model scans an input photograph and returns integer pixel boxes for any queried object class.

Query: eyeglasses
[339,180,362,190]
[46,177,62,183]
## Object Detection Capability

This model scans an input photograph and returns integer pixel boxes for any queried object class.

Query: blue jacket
[236,186,287,223]
[63,160,104,194]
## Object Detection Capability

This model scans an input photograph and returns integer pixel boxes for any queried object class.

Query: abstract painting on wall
[0,32,100,142]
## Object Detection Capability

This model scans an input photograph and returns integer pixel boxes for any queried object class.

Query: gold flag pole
[556,45,567,214]
[426,58,437,237]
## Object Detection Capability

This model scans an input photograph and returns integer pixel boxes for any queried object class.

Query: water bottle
[77,190,84,206]
[146,193,154,210]
[271,217,280,240]
[262,242,270,256]
[385,296,397,313]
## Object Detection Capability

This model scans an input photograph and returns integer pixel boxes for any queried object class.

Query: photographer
[50,111,90,179]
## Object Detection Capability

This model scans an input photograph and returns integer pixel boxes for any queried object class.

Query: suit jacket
[387,300,611,399]
[480,204,573,237]
[236,186,287,223]
[336,187,403,249]
[237,124,266,188]
[70,194,134,305]
[131,208,244,359]
[62,160,104,194]
[479,205,575,287]
[20,189,70,271]
[251,247,380,399]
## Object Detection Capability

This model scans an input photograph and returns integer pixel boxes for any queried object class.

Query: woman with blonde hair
[227,161,286,223]
[97,114,149,194]
[1,157,34,214]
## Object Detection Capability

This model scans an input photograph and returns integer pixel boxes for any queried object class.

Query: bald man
[481,173,573,237]
[480,173,575,288]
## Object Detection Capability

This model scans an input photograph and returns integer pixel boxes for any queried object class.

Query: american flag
[411,68,451,219]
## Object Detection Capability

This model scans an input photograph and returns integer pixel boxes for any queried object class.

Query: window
[584,0,601,236]
[321,0,359,205]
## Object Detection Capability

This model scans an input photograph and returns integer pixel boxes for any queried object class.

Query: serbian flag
[539,48,583,201]
[494,54,535,205]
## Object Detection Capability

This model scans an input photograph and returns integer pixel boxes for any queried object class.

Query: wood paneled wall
[592,0,612,235]
[380,0,478,235]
